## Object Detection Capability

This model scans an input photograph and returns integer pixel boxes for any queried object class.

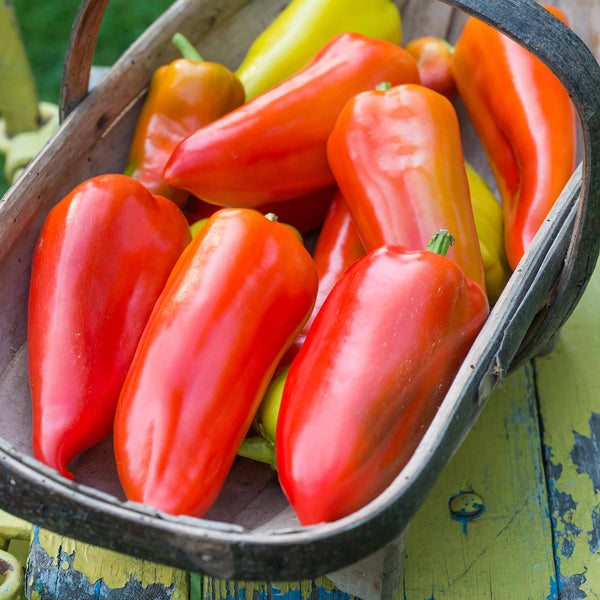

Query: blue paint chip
[561,538,575,559]
[448,490,486,534]
[546,575,558,600]
[587,504,600,553]
[570,412,600,493]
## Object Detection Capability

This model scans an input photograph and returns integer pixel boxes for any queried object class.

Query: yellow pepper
[466,162,512,305]
[236,366,289,468]
[255,366,290,443]
[235,0,403,100]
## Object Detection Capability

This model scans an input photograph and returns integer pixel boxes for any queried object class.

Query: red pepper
[28,175,191,479]
[183,186,336,233]
[258,186,336,233]
[327,83,486,291]
[163,33,420,207]
[452,7,576,269]
[404,36,457,98]
[124,34,244,205]
[181,195,222,225]
[114,208,318,516]
[276,231,489,525]
[280,190,364,366]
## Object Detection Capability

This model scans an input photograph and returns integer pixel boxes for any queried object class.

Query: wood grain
[26,527,189,600]
[404,366,556,599]
[59,0,110,121]
[535,263,600,598]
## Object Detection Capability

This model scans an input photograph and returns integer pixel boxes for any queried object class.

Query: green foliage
[1,0,173,197]
[13,0,173,102]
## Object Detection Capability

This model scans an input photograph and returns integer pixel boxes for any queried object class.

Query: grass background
[0,0,173,196]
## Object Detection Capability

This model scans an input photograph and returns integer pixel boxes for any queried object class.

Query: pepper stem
[427,229,455,256]
[264,212,278,222]
[237,436,277,470]
[376,81,392,91]
[172,33,203,62]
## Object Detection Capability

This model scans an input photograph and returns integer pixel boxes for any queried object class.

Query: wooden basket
[0,0,599,585]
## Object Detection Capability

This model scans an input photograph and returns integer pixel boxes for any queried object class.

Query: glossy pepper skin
[327,83,486,291]
[280,190,364,366]
[28,175,191,479]
[114,208,318,516]
[452,7,576,270]
[236,0,402,100]
[164,33,420,207]
[124,35,244,205]
[277,238,489,525]
[466,162,512,304]
[404,36,456,98]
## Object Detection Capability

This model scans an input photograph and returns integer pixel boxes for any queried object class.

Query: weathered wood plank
[403,365,557,599]
[535,263,600,598]
[25,527,189,600]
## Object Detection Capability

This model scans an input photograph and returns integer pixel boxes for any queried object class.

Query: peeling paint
[570,413,600,494]
[547,576,558,600]
[561,538,575,559]
[26,533,186,600]
[543,446,563,482]
[448,490,486,535]
[546,476,582,543]
[587,505,600,553]
[201,577,355,600]
[558,570,587,600]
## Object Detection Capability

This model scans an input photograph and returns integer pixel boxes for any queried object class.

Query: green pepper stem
[172,33,203,62]
[427,229,455,256]
[376,81,392,91]
[237,436,277,470]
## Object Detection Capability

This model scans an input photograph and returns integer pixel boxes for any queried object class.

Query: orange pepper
[452,7,576,269]
[404,36,456,98]
[124,34,244,205]
[163,33,420,207]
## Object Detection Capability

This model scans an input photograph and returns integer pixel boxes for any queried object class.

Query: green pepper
[235,0,402,100]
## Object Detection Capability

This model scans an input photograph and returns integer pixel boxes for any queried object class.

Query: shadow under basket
[0,0,600,597]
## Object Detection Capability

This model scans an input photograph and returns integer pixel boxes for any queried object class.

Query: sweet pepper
[327,83,486,291]
[236,0,402,100]
[277,231,489,524]
[124,33,244,205]
[452,7,576,269]
[28,175,191,478]
[404,36,456,98]
[114,208,318,516]
[280,190,364,366]
[163,33,420,207]
[183,186,336,234]
[466,162,512,304]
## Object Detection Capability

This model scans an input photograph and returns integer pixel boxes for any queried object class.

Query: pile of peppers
[28,0,576,524]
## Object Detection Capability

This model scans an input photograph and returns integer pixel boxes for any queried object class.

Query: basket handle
[442,0,600,366]
[59,0,109,122]
[60,0,600,367]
